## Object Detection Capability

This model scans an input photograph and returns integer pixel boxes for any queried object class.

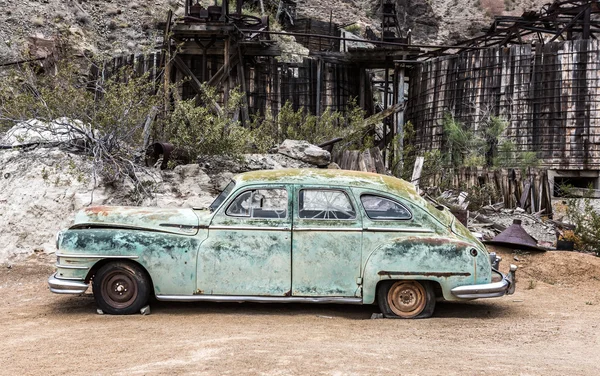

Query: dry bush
[0,61,162,203]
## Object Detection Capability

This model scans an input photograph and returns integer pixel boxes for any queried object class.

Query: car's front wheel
[92,261,150,315]
[377,280,435,319]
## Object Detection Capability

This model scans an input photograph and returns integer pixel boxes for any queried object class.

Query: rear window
[360,195,411,220]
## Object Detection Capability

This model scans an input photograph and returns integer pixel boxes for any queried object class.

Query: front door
[197,186,292,296]
[291,186,362,297]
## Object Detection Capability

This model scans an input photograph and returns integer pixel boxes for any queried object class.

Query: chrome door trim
[364,227,434,233]
[209,226,291,231]
[292,227,362,232]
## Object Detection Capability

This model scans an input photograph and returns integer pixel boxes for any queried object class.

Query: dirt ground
[1,246,600,375]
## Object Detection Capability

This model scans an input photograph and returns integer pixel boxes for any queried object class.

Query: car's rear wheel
[377,280,435,319]
[92,261,150,315]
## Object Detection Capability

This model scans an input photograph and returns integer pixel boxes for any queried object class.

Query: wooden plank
[411,156,424,186]
[371,147,386,174]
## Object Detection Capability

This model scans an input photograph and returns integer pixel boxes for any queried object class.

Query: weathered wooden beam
[179,45,281,56]
[172,55,222,114]
[206,47,240,88]
[363,102,404,129]
[237,45,249,127]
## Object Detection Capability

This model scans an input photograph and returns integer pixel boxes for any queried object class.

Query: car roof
[234,169,421,202]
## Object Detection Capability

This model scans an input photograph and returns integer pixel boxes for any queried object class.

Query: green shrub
[249,99,368,153]
[565,187,600,255]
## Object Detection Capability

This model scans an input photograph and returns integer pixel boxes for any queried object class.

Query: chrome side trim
[364,227,434,233]
[293,227,362,232]
[451,265,517,299]
[156,295,363,304]
[209,226,291,231]
[56,253,139,259]
[48,273,89,294]
[53,276,85,281]
[55,263,89,270]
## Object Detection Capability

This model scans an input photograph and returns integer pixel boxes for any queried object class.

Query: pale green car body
[49,169,516,310]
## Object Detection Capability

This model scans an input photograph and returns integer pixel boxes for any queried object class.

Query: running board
[156,295,363,304]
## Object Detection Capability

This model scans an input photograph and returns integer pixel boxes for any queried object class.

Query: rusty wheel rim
[101,270,138,309]
[387,281,426,318]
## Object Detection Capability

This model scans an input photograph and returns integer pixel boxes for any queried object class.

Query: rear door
[291,186,362,297]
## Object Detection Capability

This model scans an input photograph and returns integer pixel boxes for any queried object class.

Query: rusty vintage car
[48,169,516,318]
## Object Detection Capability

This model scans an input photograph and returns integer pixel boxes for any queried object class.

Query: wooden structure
[407,39,600,171]
[92,0,422,169]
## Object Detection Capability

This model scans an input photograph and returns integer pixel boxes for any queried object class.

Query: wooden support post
[583,5,591,40]
[237,46,249,127]
[391,65,398,169]
[316,58,322,116]
[164,53,170,114]
[359,69,365,109]
[396,62,405,175]
[220,0,228,22]
[224,36,230,105]
[383,68,389,165]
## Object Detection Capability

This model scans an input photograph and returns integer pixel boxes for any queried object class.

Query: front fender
[56,228,202,295]
[362,236,490,304]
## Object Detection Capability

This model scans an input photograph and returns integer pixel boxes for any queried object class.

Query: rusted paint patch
[378,271,472,277]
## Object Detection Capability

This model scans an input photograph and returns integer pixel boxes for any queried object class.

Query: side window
[226,188,288,219]
[360,195,411,220]
[299,189,356,220]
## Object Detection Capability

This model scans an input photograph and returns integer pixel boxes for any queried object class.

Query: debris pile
[434,189,558,249]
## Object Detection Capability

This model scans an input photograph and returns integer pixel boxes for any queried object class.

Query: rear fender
[362,236,490,304]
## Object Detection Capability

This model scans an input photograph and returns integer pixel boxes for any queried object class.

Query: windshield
[209,181,235,212]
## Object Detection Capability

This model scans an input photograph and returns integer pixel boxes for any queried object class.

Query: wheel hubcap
[387,281,426,318]
[102,270,138,309]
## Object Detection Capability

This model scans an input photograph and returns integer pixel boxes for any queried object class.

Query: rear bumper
[48,273,89,294]
[451,265,517,299]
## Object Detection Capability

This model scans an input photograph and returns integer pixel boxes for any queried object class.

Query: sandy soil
[1,246,600,375]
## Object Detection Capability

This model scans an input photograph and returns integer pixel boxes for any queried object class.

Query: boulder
[277,139,331,166]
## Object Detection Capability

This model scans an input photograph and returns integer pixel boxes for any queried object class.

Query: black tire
[92,261,150,315]
[377,280,436,319]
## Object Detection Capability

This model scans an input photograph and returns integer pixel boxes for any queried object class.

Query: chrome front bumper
[451,264,517,299]
[48,273,89,294]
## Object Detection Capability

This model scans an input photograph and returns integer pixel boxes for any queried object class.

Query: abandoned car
[49,169,516,318]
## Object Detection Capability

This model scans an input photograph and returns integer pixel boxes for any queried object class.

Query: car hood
[72,206,208,236]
